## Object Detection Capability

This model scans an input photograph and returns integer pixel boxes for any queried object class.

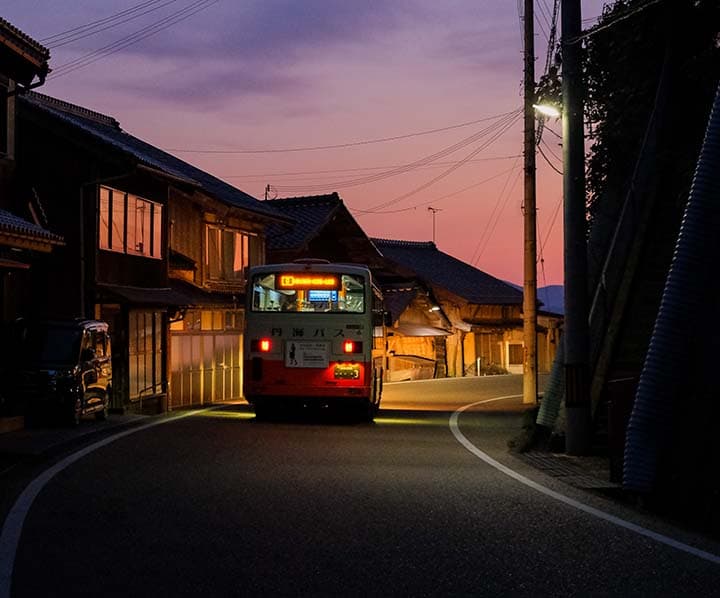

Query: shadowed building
[372,239,562,380]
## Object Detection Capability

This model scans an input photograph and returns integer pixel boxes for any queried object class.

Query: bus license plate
[285,341,329,368]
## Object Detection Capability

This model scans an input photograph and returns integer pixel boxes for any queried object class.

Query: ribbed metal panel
[623,82,720,492]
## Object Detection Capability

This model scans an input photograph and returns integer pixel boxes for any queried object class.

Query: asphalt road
[381,373,549,411]
[4,377,720,596]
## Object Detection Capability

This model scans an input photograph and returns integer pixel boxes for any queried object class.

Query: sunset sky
[4,0,607,286]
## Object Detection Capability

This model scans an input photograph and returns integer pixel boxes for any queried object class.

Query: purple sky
[4,0,608,285]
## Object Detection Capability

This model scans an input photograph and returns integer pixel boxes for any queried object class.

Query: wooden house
[17,92,286,413]
[264,194,561,381]
[0,20,63,427]
[0,20,62,322]
[265,193,386,268]
[372,239,562,380]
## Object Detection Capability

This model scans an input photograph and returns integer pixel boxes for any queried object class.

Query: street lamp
[533,103,561,118]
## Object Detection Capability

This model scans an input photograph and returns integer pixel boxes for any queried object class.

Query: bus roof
[249,262,372,277]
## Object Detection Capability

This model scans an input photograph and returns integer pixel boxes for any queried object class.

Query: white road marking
[0,408,212,598]
[450,397,720,565]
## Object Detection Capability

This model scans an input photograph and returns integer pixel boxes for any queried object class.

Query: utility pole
[562,0,591,454]
[522,0,538,405]
[427,207,442,243]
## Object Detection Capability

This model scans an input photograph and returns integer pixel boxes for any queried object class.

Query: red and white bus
[243,260,386,419]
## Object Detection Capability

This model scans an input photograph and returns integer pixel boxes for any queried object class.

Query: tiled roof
[373,238,523,305]
[0,209,63,244]
[20,92,285,222]
[0,17,50,60]
[381,286,418,322]
[264,193,342,250]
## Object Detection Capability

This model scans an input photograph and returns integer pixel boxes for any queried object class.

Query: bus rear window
[251,273,366,313]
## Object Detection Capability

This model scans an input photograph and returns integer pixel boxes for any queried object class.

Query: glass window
[251,273,366,313]
[127,195,154,256]
[95,332,107,357]
[205,225,253,282]
[99,186,163,259]
[99,187,110,250]
[152,204,162,258]
[206,227,221,279]
[171,310,242,334]
[111,190,126,252]
[129,310,164,400]
[20,325,82,367]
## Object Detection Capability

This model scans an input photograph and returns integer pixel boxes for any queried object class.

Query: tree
[584,0,720,230]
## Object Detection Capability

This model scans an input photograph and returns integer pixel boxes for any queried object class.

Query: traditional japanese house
[372,239,562,379]
[17,92,286,413]
[0,20,63,428]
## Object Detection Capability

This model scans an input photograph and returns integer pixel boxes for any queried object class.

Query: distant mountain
[538,285,564,315]
[503,281,564,315]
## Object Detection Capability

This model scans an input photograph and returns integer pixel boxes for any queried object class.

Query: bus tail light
[251,338,272,352]
[343,340,363,354]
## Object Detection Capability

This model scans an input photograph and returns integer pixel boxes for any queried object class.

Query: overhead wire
[48,0,218,80]
[42,0,181,49]
[345,110,522,212]
[469,155,522,265]
[350,166,519,216]
[536,204,548,288]
[472,165,523,266]
[165,110,521,154]
[41,0,167,42]
[568,0,664,44]
[272,109,522,194]
[537,140,563,175]
[220,154,522,181]
[540,196,563,257]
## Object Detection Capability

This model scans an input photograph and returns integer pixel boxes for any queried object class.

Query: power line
[569,0,664,45]
[165,110,522,154]
[472,165,523,266]
[41,0,166,42]
[272,110,522,194]
[359,111,521,213]
[220,154,521,181]
[46,0,182,49]
[48,0,218,80]
[470,156,521,265]
[537,139,563,175]
[350,166,518,215]
[540,196,563,257]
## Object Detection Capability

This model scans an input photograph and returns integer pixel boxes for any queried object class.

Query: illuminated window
[251,273,366,313]
[99,187,110,250]
[205,225,254,282]
[98,185,163,258]
[129,310,163,400]
[170,309,243,333]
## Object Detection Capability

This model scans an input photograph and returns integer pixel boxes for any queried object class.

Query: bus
[243,260,386,420]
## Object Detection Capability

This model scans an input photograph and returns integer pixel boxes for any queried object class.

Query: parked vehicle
[14,319,113,426]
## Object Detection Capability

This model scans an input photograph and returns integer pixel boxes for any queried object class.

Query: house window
[129,310,163,400]
[205,225,253,282]
[99,185,163,258]
[508,343,524,365]
[169,309,243,333]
